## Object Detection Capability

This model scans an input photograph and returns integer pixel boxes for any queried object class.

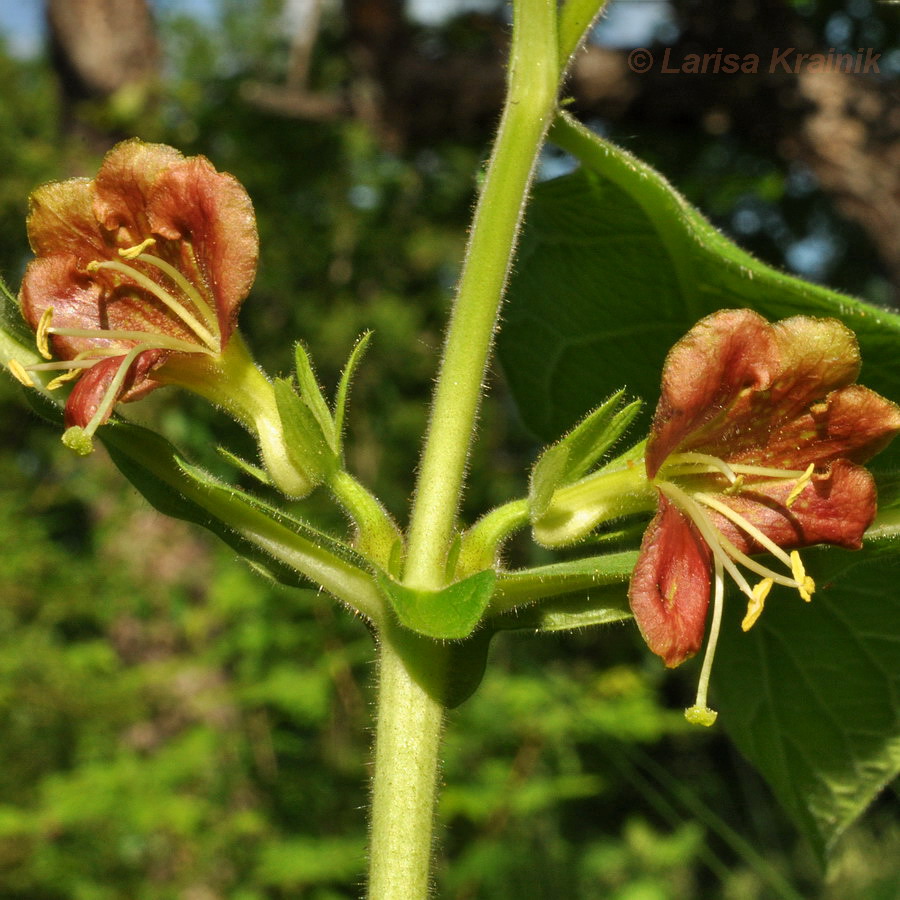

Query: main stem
[403,0,560,589]
[365,2,560,897]
[367,632,447,900]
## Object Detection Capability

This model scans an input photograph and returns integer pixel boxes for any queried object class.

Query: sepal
[530,391,642,520]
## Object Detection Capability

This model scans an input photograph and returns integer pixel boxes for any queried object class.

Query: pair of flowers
[10,140,900,722]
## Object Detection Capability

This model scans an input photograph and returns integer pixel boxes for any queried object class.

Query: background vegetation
[0,0,897,896]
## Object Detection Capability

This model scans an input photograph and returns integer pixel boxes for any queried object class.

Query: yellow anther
[47,368,82,390]
[790,550,815,601]
[785,463,815,508]
[118,237,157,259]
[36,307,54,359]
[8,359,35,387]
[86,260,102,273]
[742,578,774,631]
[724,474,745,495]
[684,705,718,727]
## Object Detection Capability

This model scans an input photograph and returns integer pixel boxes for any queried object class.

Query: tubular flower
[627,309,900,725]
[13,139,257,454]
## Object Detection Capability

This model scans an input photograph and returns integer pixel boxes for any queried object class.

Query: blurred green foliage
[0,1,897,897]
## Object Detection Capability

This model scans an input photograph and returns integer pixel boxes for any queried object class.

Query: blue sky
[0,0,220,58]
[0,1,666,57]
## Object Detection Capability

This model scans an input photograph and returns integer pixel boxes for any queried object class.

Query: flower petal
[147,156,258,342]
[92,140,185,245]
[710,459,877,553]
[647,311,863,476]
[647,309,778,476]
[745,384,900,470]
[628,494,713,667]
[20,254,198,359]
[27,177,109,260]
[64,349,165,428]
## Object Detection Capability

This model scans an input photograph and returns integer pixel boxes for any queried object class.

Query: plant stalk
[403,0,560,590]
[367,631,447,900]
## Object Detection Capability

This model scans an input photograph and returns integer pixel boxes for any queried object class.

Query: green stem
[328,468,404,571]
[456,497,530,576]
[403,0,560,590]
[367,630,448,900]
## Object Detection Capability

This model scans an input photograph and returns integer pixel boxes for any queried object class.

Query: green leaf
[499,112,900,469]
[100,419,384,622]
[377,569,497,639]
[713,542,900,862]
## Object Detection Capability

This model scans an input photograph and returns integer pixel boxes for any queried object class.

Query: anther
[790,551,814,601]
[119,237,157,259]
[47,369,82,390]
[785,463,815,508]
[36,307,54,359]
[742,578,774,631]
[8,359,35,387]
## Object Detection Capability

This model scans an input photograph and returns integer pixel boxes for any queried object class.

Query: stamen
[694,491,793,570]
[86,258,218,350]
[728,463,808,479]
[48,326,212,356]
[658,482,757,600]
[742,578,773,631]
[119,237,157,260]
[662,452,738,483]
[82,344,151,439]
[134,253,220,333]
[47,369,82,390]
[8,359,35,387]
[785,463,815,508]
[36,307,54,359]
[685,558,723,727]
[790,551,815,601]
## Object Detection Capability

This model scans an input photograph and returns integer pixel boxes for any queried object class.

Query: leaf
[713,541,900,862]
[496,111,900,855]
[377,570,497,640]
[100,419,384,622]
[498,112,900,475]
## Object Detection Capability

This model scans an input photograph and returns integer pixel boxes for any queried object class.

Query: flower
[627,309,900,725]
[12,139,257,453]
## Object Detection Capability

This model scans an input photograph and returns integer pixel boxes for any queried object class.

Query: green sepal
[0,274,34,347]
[493,586,631,633]
[216,446,272,485]
[490,550,636,628]
[530,390,642,518]
[294,342,338,452]
[273,376,335,485]
[377,569,497,639]
[334,331,373,453]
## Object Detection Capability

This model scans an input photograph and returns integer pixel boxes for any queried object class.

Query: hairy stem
[403,0,560,590]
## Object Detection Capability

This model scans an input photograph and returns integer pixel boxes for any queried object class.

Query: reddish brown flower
[628,310,900,724]
[13,139,257,451]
